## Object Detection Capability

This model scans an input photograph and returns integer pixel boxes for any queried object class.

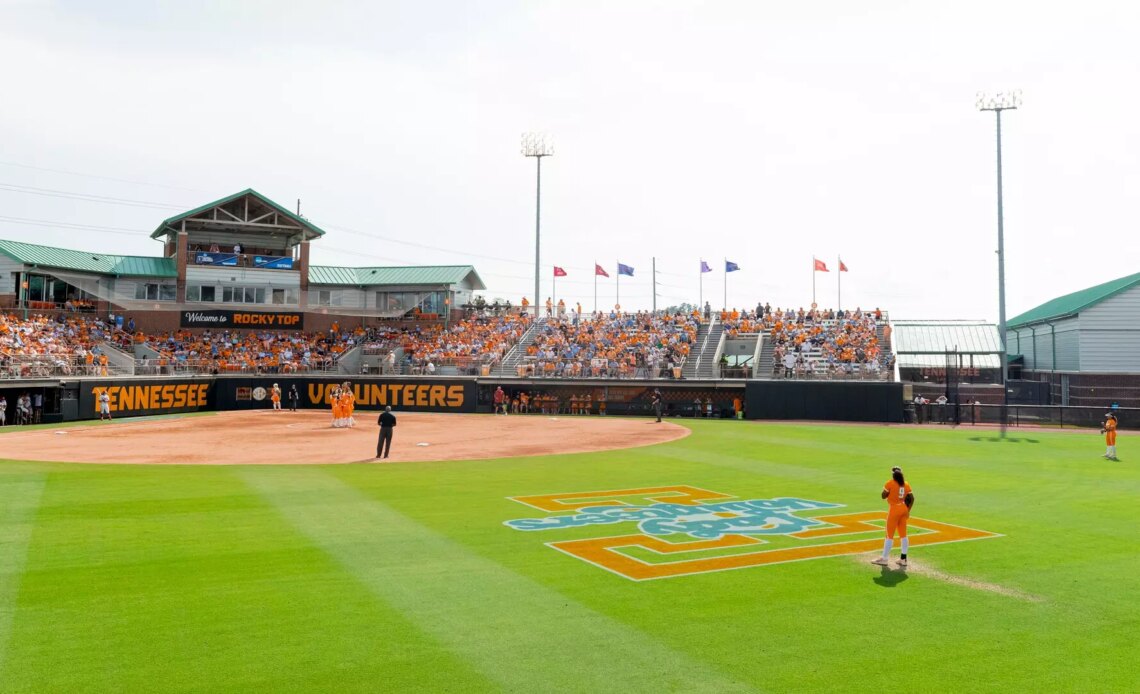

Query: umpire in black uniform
[652,389,663,423]
[376,406,396,459]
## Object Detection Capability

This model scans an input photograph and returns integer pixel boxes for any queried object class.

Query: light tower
[977,90,1021,433]
[521,132,554,318]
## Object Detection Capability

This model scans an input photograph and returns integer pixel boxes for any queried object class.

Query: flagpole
[723,258,727,311]
[553,269,556,314]
[616,261,620,311]
[593,260,597,314]
[837,256,841,311]
[699,259,703,311]
[812,256,816,306]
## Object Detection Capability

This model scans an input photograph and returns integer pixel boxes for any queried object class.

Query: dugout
[475,380,747,417]
[744,380,904,422]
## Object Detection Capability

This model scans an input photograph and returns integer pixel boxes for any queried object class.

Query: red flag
[814,259,829,272]
[839,259,849,272]
[595,264,610,277]
[553,266,567,277]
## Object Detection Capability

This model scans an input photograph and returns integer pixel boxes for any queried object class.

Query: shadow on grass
[873,566,909,588]
[967,437,1040,444]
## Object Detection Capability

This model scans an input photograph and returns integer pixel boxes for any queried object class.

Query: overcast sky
[1,1,1138,319]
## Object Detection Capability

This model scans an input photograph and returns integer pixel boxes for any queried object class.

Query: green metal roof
[0,239,176,277]
[149,188,327,239]
[892,321,1002,369]
[1007,271,1140,328]
[308,264,485,289]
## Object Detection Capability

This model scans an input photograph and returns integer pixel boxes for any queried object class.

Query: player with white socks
[1102,413,1118,461]
[872,466,914,569]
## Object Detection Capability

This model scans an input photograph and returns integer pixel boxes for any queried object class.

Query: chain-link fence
[909,402,1132,429]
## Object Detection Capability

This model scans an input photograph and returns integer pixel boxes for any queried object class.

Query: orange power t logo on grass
[504,486,999,581]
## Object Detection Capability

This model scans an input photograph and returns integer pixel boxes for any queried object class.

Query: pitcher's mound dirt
[1,411,690,465]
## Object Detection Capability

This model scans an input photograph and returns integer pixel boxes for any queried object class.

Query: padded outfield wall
[744,381,905,423]
[37,376,904,423]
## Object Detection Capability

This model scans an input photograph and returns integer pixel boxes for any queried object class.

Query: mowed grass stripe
[241,467,755,694]
[0,465,494,693]
[0,471,46,673]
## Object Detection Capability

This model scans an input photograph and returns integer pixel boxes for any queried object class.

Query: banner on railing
[194,252,238,267]
[214,377,477,413]
[194,253,293,269]
[80,379,215,419]
[181,310,304,329]
[252,255,293,269]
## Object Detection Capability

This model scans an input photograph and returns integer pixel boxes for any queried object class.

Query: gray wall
[1009,316,1080,371]
[1078,284,1140,372]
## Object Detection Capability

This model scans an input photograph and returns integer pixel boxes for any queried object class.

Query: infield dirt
[0,410,689,465]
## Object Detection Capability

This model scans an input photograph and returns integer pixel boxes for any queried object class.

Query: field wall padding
[41,377,902,423]
[743,381,904,422]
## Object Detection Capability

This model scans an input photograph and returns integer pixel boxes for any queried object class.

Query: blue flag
[726,260,740,272]
[617,263,634,277]
[700,261,712,273]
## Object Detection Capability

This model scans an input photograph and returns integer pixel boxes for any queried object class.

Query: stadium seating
[133,328,352,374]
[522,312,698,378]
[763,307,892,379]
[0,313,123,378]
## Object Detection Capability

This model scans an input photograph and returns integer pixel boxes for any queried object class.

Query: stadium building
[1006,271,1140,406]
[0,189,486,333]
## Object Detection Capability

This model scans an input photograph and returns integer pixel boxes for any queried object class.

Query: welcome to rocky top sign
[180,310,303,329]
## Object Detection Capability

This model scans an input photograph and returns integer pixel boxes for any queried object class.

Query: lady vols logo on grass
[504,486,999,580]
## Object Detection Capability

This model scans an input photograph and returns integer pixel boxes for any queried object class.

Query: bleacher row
[762,307,891,379]
[518,312,699,379]
[2,307,893,380]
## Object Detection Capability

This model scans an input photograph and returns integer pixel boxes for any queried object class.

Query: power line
[0,160,207,193]
[0,182,187,210]
[0,215,151,236]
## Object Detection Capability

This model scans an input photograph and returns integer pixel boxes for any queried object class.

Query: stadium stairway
[756,333,777,379]
[497,317,544,376]
[682,318,721,379]
[337,345,362,374]
[97,341,137,376]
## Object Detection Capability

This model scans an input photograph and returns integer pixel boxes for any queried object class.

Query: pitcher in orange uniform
[1102,413,1118,461]
[270,383,282,411]
[872,466,915,569]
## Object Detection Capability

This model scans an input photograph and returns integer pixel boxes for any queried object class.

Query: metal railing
[761,363,893,381]
[1,355,121,379]
[909,403,1136,429]
[503,358,685,380]
[134,358,341,376]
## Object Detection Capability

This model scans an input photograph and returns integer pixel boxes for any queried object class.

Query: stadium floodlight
[521,132,554,157]
[522,132,554,318]
[976,90,1022,112]
[977,90,1022,436]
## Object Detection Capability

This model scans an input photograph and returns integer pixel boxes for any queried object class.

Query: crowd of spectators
[397,314,531,369]
[134,327,352,374]
[522,311,698,378]
[3,303,894,381]
[1,313,120,378]
[763,306,892,379]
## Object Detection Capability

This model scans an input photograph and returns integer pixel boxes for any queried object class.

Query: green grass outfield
[0,418,1136,692]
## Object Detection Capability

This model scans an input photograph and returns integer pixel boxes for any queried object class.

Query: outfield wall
[744,381,905,422]
[25,376,903,423]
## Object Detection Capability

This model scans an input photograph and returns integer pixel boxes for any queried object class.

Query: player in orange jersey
[330,384,343,427]
[270,383,282,411]
[342,382,356,427]
[1102,413,1118,461]
[872,466,914,569]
